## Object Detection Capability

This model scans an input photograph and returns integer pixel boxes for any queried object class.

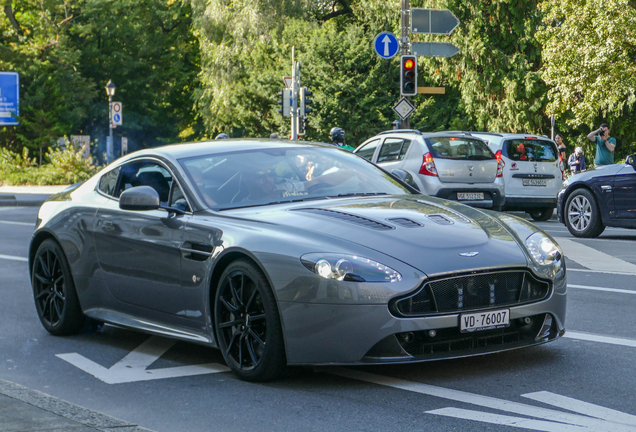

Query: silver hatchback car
[355,130,506,210]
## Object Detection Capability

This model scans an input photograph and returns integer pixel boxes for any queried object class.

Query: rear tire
[564,189,606,238]
[214,259,287,382]
[31,239,85,335]
[528,207,554,222]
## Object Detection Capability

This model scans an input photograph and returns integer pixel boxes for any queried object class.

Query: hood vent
[427,214,454,225]
[387,218,423,228]
[297,208,395,231]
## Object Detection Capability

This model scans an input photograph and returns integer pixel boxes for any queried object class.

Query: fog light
[401,332,414,343]
[428,330,437,338]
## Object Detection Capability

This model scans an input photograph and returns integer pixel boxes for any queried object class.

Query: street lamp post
[105,80,116,164]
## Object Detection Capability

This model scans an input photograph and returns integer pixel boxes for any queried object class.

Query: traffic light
[298,116,306,136]
[278,89,290,118]
[400,55,417,96]
[300,87,313,117]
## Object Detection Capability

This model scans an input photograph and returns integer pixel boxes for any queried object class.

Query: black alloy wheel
[214,259,286,381]
[32,239,85,335]
[564,189,606,238]
[528,207,554,222]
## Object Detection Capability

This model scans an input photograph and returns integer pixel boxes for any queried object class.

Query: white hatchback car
[471,133,565,221]
[355,130,505,210]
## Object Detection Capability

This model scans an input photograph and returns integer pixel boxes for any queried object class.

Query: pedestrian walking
[555,134,567,162]
[587,123,616,167]
[568,147,586,175]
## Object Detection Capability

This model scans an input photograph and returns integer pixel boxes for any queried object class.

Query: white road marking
[427,408,590,432]
[555,237,636,274]
[567,268,636,276]
[331,368,636,431]
[569,284,636,295]
[523,391,636,426]
[0,220,34,226]
[57,336,229,384]
[564,331,636,349]
[0,254,27,262]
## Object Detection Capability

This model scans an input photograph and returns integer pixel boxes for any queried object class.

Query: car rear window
[427,137,495,160]
[504,139,557,162]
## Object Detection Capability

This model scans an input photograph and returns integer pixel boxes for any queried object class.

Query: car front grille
[391,270,550,317]
[395,313,553,358]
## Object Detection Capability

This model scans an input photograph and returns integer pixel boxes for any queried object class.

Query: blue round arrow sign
[373,32,399,59]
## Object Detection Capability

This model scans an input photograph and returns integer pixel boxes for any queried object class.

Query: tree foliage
[537,0,636,158]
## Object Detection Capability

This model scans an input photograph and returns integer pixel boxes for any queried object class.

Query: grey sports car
[29,139,566,381]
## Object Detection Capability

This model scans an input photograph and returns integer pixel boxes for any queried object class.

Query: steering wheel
[307,182,333,194]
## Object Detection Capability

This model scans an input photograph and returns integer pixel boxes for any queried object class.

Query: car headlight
[301,253,402,282]
[525,232,562,266]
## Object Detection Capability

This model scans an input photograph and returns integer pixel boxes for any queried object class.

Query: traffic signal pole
[400,0,411,129]
[291,47,299,140]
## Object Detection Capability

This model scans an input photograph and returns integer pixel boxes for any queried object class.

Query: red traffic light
[403,59,415,70]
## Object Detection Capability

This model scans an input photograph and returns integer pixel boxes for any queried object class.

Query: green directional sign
[411,8,460,35]
[412,42,460,58]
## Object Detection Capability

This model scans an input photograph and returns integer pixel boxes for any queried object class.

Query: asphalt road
[1,206,635,432]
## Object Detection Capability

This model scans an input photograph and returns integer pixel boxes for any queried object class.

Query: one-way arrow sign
[411,9,460,35]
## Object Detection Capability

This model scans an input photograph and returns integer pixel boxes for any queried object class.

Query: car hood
[227,196,529,276]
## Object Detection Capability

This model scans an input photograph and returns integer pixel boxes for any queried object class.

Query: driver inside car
[243,157,357,202]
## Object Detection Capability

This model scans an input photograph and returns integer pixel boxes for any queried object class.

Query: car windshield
[427,137,495,160]
[505,139,557,162]
[179,146,413,210]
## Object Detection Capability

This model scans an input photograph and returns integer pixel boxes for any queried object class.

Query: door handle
[101,220,114,230]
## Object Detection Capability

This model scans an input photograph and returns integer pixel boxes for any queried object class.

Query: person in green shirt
[330,127,355,152]
[587,123,616,167]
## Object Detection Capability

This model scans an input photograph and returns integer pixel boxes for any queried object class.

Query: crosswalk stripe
[555,237,636,275]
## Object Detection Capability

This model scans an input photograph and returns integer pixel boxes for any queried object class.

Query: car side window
[98,167,121,197]
[356,139,380,161]
[169,181,191,212]
[116,160,173,204]
[378,139,404,163]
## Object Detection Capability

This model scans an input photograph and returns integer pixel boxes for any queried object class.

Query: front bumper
[279,279,566,365]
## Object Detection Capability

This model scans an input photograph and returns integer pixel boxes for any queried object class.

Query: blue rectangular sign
[0,72,19,125]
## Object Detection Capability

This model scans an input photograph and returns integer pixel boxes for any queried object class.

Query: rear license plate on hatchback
[522,179,547,186]
[457,192,484,200]
[460,309,510,333]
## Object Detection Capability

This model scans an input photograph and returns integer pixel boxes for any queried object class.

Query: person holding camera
[568,147,586,174]
[587,123,616,167]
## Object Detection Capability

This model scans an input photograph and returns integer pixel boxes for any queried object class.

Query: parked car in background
[355,130,505,210]
[471,133,565,221]
[557,154,636,237]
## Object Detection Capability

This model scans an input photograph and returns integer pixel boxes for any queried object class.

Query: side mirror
[119,186,160,211]
[391,169,420,192]
[625,154,636,168]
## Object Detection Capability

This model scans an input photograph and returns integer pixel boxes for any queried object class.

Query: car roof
[470,132,553,141]
[110,139,338,166]
[371,130,487,141]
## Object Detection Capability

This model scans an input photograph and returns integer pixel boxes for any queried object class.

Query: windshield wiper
[334,192,390,198]
[219,196,331,210]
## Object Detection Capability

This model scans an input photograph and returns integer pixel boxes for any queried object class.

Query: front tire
[214,259,286,382]
[564,189,606,238]
[31,239,85,335]
[528,207,554,222]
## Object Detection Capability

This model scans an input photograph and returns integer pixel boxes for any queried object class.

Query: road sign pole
[107,95,114,165]
[290,47,298,140]
[401,0,411,129]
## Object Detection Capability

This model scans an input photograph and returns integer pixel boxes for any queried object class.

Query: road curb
[0,378,156,432]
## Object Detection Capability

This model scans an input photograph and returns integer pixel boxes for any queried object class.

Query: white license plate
[457,192,484,200]
[522,179,547,186]
[460,309,510,333]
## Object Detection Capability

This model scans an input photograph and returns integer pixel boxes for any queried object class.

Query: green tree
[0,0,95,155]
[537,0,636,159]
[413,0,548,134]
